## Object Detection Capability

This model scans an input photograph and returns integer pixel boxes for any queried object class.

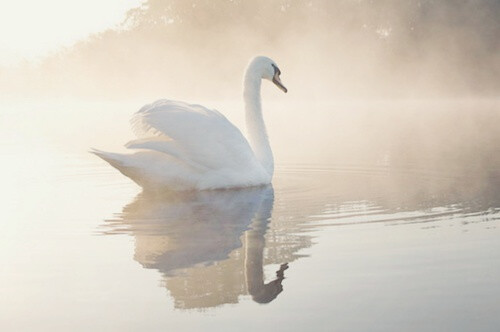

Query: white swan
[92,56,287,191]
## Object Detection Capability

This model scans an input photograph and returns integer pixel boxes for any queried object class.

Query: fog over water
[1,1,499,331]
[1,0,499,100]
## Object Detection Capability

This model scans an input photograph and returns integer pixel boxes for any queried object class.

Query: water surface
[1,100,499,331]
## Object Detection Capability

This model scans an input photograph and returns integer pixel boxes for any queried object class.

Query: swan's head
[248,56,287,93]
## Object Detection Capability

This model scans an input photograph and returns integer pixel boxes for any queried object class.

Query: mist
[1,0,499,100]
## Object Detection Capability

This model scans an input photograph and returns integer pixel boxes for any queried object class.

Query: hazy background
[1,0,499,100]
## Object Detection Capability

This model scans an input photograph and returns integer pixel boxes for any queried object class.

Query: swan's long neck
[244,69,274,176]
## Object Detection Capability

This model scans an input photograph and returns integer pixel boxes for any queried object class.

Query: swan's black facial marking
[271,63,287,93]
[272,64,281,76]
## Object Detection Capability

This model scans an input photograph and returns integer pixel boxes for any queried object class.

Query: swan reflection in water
[102,164,500,309]
[105,186,289,309]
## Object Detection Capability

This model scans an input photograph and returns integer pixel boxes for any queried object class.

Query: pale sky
[0,0,142,66]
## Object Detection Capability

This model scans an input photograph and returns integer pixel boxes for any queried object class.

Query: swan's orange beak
[272,74,287,93]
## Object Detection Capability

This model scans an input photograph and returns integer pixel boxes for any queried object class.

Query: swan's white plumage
[129,100,258,171]
[93,56,285,191]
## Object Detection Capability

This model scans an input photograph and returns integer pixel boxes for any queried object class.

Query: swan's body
[93,56,287,191]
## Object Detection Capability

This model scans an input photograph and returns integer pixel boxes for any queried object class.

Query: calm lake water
[1,100,499,331]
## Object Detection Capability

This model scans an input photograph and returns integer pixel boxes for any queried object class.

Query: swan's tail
[90,148,149,188]
[90,148,127,169]
[90,148,201,190]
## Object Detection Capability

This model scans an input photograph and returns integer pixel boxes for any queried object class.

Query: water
[1,100,499,331]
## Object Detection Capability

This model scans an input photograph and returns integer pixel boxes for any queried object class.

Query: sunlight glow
[0,0,142,66]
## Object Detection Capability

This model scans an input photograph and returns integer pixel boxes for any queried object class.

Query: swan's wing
[127,99,257,170]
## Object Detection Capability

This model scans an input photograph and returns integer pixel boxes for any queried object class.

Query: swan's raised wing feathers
[128,100,257,171]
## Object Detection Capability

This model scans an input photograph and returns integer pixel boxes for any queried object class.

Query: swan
[92,56,287,191]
